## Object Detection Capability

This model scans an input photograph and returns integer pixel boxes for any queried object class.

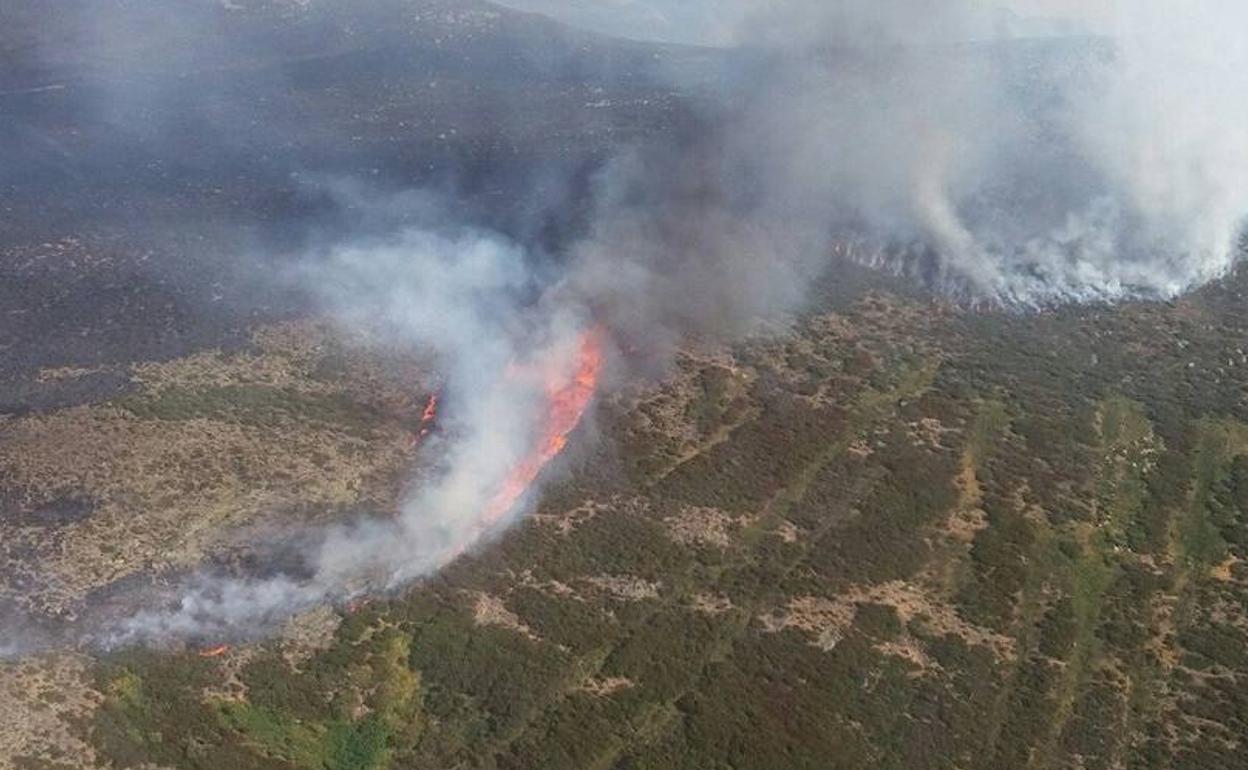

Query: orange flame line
[420,393,439,425]
[413,392,440,444]
[479,326,605,531]
[197,645,229,658]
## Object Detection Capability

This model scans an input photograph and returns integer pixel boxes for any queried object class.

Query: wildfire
[417,392,439,441]
[197,644,230,658]
[479,326,605,530]
[421,393,439,426]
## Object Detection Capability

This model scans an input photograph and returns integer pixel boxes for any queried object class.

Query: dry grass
[577,676,634,698]
[0,407,410,615]
[689,593,735,616]
[531,499,613,537]
[0,320,429,768]
[281,605,344,670]
[760,580,1016,665]
[664,506,741,548]
[0,653,104,770]
[0,321,422,617]
[471,592,539,641]
[1210,555,1239,583]
[35,365,108,384]
[583,575,661,602]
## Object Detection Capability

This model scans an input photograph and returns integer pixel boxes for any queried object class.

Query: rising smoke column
[82,1,1248,648]
[721,0,1248,303]
[583,0,1248,309]
[112,227,605,644]
[1062,2,1248,298]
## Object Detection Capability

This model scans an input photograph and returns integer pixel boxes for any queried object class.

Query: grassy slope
[9,272,1248,769]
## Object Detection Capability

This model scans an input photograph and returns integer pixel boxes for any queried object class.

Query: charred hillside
[0,0,703,241]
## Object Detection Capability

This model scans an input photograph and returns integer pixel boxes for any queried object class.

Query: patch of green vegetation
[117,384,384,437]
[92,652,276,770]
[325,717,393,770]
[967,399,1009,466]
[81,281,1248,770]
[90,626,423,770]
[854,602,903,641]
[218,702,329,768]
[219,702,397,770]
[956,490,1037,632]
[1100,396,1152,449]
[1179,420,1248,569]
[683,365,747,436]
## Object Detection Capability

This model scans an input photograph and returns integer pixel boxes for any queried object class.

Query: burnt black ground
[0,0,709,388]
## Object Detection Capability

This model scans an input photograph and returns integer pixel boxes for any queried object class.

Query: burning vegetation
[419,393,438,429]
[481,326,606,533]
[484,324,606,521]
[195,645,229,659]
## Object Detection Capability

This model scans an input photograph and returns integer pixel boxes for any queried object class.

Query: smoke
[6,1,1248,651]
[114,222,597,644]
[712,0,1248,303]
[499,0,1247,306]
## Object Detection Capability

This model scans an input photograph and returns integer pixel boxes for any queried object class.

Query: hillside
[3,263,1248,768]
[3,3,1247,769]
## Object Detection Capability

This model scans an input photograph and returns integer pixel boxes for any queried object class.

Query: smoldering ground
[2,0,1247,651]
[618,0,1248,305]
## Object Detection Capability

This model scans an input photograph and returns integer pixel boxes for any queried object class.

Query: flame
[479,326,605,531]
[416,392,439,442]
[197,644,229,658]
[420,393,439,426]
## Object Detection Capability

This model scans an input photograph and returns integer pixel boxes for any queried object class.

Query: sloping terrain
[0,320,432,625]
[0,0,699,399]
[1,0,697,241]
[4,265,1248,769]
[4,3,1248,769]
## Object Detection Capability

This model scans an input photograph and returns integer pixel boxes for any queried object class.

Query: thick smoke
[115,222,596,644]
[58,1,1248,646]
[7,1,1248,650]
[720,0,1248,302]
[549,0,1248,344]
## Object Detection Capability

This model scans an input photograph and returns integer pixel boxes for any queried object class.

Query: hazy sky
[494,0,1118,45]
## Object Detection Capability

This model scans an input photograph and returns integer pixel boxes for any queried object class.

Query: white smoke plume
[99,1,1248,644]
[112,225,598,645]
[720,0,1248,303]
[7,1,1248,652]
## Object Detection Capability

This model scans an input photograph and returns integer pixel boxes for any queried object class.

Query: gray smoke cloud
[720,0,1248,303]
[6,0,1248,651]
[529,0,1247,343]
[114,219,597,644]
